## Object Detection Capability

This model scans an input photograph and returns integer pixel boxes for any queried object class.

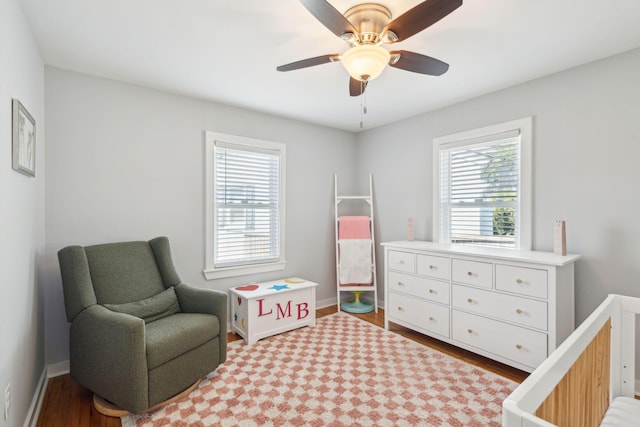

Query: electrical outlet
[4,383,10,420]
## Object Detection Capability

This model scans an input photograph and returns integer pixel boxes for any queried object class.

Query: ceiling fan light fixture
[341,44,390,81]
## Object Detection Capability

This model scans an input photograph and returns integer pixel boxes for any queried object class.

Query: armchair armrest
[70,304,149,413]
[174,283,228,363]
[174,284,227,317]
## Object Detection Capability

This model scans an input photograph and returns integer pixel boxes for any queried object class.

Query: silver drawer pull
[467,271,473,276]
[516,308,523,314]
[516,344,523,350]
[467,329,473,334]
[467,298,473,303]
[516,279,523,284]
[397,282,405,286]
[429,265,437,270]
[399,260,405,265]
[428,289,435,294]
[428,316,434,321]
[397,306,404,311]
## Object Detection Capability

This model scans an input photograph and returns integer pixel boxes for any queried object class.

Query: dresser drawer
[387,250,415,273]
[416,254,450,280]
[452,259,493,288]
[388,271,450,305]
[388,292,450,338]
[496,264,548,299]
[452,284,547,330]
[452,310,547,369]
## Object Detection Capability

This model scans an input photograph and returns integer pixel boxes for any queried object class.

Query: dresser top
[381,241,580,267]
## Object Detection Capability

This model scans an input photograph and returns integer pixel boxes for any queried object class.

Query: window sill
[203,260,287,280]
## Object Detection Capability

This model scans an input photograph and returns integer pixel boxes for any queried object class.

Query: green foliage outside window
[480,143,517,237]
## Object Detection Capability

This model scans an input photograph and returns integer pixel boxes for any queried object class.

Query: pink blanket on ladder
[338,216,372,286]
[338,216,370,239]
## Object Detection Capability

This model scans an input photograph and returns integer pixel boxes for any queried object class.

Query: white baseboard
[23,368,46,427]
[47,360,70,377]
[316,297,337,309]
[23,361,71,427]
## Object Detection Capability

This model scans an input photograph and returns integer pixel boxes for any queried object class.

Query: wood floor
[37,306,528,426]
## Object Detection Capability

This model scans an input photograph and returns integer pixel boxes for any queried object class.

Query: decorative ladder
[334,174,378,313]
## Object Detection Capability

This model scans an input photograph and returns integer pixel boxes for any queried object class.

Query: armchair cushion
[145,313,220,369]
[104,287,181,323]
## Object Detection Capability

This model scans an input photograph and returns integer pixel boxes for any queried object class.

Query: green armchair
[58,236,227,414]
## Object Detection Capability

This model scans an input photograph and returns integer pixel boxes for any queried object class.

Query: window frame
[204,131,286,280]
[432,117,532,250]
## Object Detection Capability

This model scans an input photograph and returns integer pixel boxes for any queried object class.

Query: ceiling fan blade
[299,0,358,38]
[383,0,462,43]
[389,50,449,75]
[349,77,368,97]
[277,54,340,72]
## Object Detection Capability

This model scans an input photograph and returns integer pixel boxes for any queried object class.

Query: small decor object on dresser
[553,220,566,256]
[230,278,318,345]
[407,217,414,241]
[11,99,36,177]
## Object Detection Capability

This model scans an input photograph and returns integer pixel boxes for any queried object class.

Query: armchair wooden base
[93,379,201,417]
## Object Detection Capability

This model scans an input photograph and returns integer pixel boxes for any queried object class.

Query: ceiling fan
[277,0,463,96]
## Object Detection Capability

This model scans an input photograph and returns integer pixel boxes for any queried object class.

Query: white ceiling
[20,0,640,132]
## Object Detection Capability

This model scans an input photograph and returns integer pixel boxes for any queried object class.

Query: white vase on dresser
[382,241,580,372]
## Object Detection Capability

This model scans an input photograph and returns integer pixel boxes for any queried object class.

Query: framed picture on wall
[12,98,36,177]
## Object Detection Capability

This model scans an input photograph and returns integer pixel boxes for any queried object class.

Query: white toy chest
[230,278,318,344]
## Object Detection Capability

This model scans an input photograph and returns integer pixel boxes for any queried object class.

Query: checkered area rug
[122,313,516,426]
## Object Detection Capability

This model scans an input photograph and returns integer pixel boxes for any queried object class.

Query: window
[204,132,286,279]
[433,117,532,250]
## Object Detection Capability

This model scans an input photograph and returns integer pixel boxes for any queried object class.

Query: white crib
[503,294,640,426]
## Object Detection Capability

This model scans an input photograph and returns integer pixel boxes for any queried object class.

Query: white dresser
[382,241,580,372]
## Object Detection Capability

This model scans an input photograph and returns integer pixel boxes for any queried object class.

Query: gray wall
[0,0,45,425]
[357,47,640,346]
[40,39,640,383]
[43,67,358,364]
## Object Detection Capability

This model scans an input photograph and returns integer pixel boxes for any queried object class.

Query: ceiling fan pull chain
[363,84,368,115]
[360,80,365,129]
[359,79,369,129]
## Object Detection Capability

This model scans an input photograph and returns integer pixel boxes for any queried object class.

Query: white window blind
[213,142,281,267]
[439,134,521,248]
